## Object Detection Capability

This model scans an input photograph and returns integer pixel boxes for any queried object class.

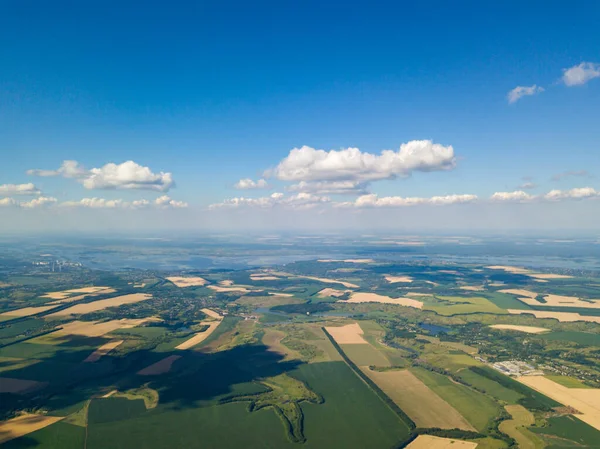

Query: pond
[419,323,450,335]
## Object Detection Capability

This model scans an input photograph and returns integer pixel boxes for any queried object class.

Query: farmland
[1,240,600,448]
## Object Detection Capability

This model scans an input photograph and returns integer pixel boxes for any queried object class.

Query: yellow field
[516,375,600,430]
[137,355,182,375]
[0,305,57,318]
[488,266,573,280]
[508,309,600,324]
[528,273,573,280]
[487,265,531,274]
[250,274,281,280]
[42,286,114,300]
[490,324,549,334]
[364,369,475,430]
[175,321,222,350]
[345,292,423,309]
[325,323,368,344]
[0,377,46,394]
[56,317,160,337]
[498,405,543,449]
[406,435,478,449]
[318,288,349,297]
[384,275,413,283]
[318,258,374,263]
[502,289,600,309]
[201,308,222,319]
[0,414,63,444]
[295,275,359,288]
[166,276,208,287]
[46,293,152,317]
[207,285,250,293]
[83,340,124,362]
[460,285,485,291]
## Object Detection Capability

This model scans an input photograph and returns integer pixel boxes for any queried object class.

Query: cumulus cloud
[544,187,599,201]
[287,180,367,195]
[209,192,330,210]
[61,195,188,209]
[28,160,174,192]
[562,62,600,86]
[517,182,537,190]
[507,85,545,104]
[490,191,535,202]
[268,140,456,184]
[234,178,269,190]
[0,183,41,196]
[20,197,58,208]
[551,170,591,181]
[0,197,18,207]
[336,193,478,208]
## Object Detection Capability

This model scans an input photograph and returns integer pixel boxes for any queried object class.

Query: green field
[340,343,390,367]
[530,415,600,448]
[423,295,507,316]
[88,397,148,424]
[545,375,592,388]
[410,366,500,432]
[455,368,524,403]
[80,361,412,449]
[2,422,86,449]
[539,331,600,346]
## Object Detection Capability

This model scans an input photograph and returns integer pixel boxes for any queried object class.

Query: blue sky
[1,0,599,232]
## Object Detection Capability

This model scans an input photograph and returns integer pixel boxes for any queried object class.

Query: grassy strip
[322,327,416,432]
[0,328,58,348]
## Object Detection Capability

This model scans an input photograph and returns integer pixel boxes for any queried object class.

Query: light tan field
[502,289,600,309]
[384,275,413,283]
[0,414,63,444]
[47,289,118,305]
[57,317,160,337]
[325,323,368,344]
[516,375,600,430]
[42,286,114,300]
[0,377,46,394]
[175,311,223,350]
[406,435,478,449]
[406,292,433,297]
[220,280,234,286]
[498,405,541,449]
[500,289,538,299]
[438,270,460,275]
[508,309,600,324]
[487,265,531,274]
[490,324,549,334]
[318,259,374,263]
[201,308,222,319]
[269,292,294,297]
[344,292,423,309]
[529,273,573,280]
[364,369,475,430]
[83,340,124,362]
[295,276,359,288]
[460,285,485,291]
[207,285,250,293]
[318,288,350,298]
[250,275,280,280]
[0,306,57,318]
[46,293,152,317]
[137,355,182,375]
[167,276,208,287]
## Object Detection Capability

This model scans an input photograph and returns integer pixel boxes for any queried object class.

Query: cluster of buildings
[492,360,543,376]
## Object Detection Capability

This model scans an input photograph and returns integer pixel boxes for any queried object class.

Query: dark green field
[2,422,85,449]
[530,414,600,448]
[454,367,523,403]
[538,331,600,346]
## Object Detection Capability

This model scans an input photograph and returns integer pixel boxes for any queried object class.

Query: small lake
[419,323,450,335]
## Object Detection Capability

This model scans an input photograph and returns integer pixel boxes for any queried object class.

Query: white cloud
[551,170,591,181]
[0,197,18,207]
[562,62,600,86]
[154,195,188,208]
[338,193,478,208]
[490,191,535,202]
[234,178,269,190]
[268,140,456,183]
[209,192,329,210]
[507,85,544,104]
[61,195,188,209]
[287,180,367,195]
[544,187,598,201]
[0,183,41,196]
[517,182,537,190]
[20,196,58,208]
[28,160,174,192]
